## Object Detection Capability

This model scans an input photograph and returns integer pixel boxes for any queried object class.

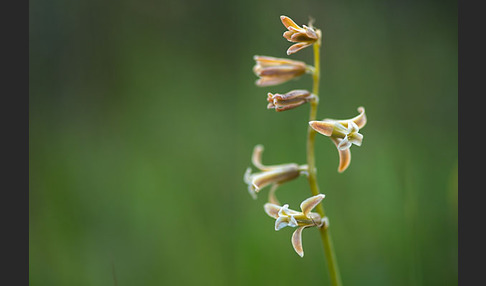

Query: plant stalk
[307,41,343,286]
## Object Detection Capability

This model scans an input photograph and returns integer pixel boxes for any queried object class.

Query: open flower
[309,107,367,173]
[280,15,321,55]
[264,194,328,257]
[253,55,308,87]
[267,89,317,112]
[244,145,307,202]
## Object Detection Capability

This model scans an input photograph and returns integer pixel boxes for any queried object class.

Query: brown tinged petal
[250,166,301,193]
[268,184,281,205]
[332,106,367,129]
[280,15,301,30]
[292,226,307,257]
[309,120,334,136]
[253,55,306,67]
[270,89,310,101]
[264,203,281,219]
[300,194,325,217]
[287,42,313,55]
[348,106,367,128]
[251,144,269,171]
[331,137,351,173]
[290,32,312,42]
[268,100,306,112]
[256,76,295,87]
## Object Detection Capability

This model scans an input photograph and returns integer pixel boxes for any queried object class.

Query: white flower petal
[247,185,257,199]
[349,132,363,146]
[275,217,289,231]
[243,167,252,184]
[333,122,348,135]
[278,204,290,217]
[347,121,359,134]
[337,137,352,150]
[289,215,298,227]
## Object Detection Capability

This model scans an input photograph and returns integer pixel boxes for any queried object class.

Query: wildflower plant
[244,15,368,286]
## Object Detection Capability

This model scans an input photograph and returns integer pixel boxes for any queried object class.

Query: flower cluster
[244,15,368,258]
[252,16,320,113]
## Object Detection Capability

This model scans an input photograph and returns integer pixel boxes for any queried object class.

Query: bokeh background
[29,0,457,285]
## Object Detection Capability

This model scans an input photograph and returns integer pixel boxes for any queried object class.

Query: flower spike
[309,107,367,173]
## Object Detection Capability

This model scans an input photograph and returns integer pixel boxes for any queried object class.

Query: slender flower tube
[244,145,308,200]
[267,89,317,112]
[309,107,367,173]
[280,15,321,55]
[264,194,328,257]
[253,55,309,87]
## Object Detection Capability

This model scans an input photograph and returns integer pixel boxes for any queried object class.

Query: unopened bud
[253,56,308,87]
[267,90,317,112]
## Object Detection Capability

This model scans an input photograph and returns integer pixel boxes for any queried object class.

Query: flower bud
[253,55,308,87]
[267,90,317,112]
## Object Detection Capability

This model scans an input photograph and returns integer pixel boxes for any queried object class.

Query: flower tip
[337,161,349,173]
[280,15,291,25]
[264,203,280,219]
[254,144,264,152]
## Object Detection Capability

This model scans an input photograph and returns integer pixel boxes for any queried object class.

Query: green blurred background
[29,0,457,285]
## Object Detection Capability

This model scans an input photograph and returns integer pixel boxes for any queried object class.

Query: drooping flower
[280,15,321,55]
[309,107,367,173]
[253,55,309,87]
[267,89,317,112]
[264,194,328,257]
[244,145,307,201]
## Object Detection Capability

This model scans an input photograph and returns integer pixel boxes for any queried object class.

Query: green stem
[307,40,343,286]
